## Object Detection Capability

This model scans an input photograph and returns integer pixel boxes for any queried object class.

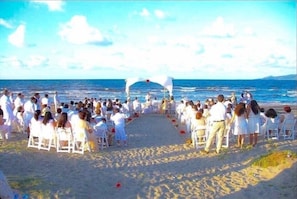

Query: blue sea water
[0,79,296,105]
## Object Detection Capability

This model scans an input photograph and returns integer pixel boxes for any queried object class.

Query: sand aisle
[0,113,297,198]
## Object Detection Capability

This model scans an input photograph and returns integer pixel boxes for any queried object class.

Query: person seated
[191,111,206,142]
[13,105,25,133]
[261,108,279,137]
[56,112,72,147]
[93,118,113,146]
[76,110,98,152]
[278,106,295,134]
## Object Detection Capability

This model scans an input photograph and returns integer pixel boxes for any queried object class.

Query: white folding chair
[38,123,56,151]
[56,127,73,153]
[72,128,90,154]
[93,125,109,150]
[191,126,207,149]
[265,118,279,140]
[221,124,233,148]
[27,120,42,149]
[280,118,296,140]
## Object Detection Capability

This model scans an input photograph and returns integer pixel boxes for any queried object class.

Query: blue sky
[0,0,296,79]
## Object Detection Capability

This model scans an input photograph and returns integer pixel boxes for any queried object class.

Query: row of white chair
[191,123,232,150]
[191,117,296,150]
[263,118,296,140]
[27,123,109,154]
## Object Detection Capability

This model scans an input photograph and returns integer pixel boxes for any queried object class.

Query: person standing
[110,107,127,146]
[0,106,9,141]
[247,100,261,147]
[0,89,14,139]
[53,91,60,113]
[230,103,248,148]
[201,94,226,154]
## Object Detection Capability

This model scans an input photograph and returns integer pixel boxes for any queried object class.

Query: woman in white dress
[229,103,248,149]
[247,100,261,147]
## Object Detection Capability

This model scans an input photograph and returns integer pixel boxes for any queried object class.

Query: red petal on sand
[171,119,176,123]
[111,128,115,133]
[146,79,150,83]
[167,115,170,118]
[180,130,186,134]
[127,118,132,121]
[116,182,121,188]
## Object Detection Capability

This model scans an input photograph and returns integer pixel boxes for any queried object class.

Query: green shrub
[252,150,297,168]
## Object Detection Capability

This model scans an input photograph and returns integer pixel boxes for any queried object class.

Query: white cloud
[0,18,13,28]
[154,10,165,19]
[8,24,25,47]
[58,15,111,45]
[140,8,150,17]
[243,27,255,36]
[0,56,23,68]
[32,0,64,11]
[203,16,236,37]
[25,55,48,68]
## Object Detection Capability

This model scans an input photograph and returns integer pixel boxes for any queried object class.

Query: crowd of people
[0,88,295,153]
[174,93,295,153]
[0,89,132,150]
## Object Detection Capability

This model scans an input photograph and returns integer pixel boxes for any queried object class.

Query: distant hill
[260,74,296,80]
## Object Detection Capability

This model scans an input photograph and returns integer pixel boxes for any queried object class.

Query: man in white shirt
[41,93,49,107]
[132,97,141,116]
[110,108,127,146]
[13,93,25,115]
[201,94,226,154]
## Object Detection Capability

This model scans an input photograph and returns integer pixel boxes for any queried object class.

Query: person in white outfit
[201,94,227,154]
[0,89,14,139]
[230,103,248,149]
[23,97,38,137]
[247,100,261,147]
[53,91,60,113]
[13,93,25,115]
[0,107,9,141]
[132,97,141,116]
[110,107,127,146]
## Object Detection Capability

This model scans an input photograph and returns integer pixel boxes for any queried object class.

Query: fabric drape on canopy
[125,75,173,98]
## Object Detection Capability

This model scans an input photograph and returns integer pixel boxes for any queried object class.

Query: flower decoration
[111,128,115,133]
[171,119,176,123]
[146,79,150,83]
[180,130,186,134]
[116,182,121,188]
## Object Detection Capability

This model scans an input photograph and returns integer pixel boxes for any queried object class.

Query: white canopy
[125,75,173,98]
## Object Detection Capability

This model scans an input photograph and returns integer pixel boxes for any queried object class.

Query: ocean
[0,79,296,106]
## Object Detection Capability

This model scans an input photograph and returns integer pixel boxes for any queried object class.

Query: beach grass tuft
[8,176,52,198]
[251,150,297,168]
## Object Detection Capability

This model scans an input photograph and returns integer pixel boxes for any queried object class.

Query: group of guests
[174,93,295,154]
[130,93,176,115]
[0,88,130,151]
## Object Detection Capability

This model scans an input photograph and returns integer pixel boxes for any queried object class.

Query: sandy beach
[0,105,297,199]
